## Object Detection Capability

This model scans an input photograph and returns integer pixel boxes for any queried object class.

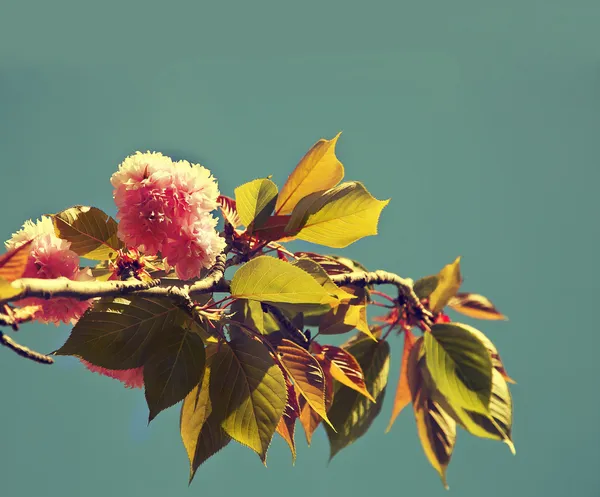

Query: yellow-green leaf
[277,339,333,429]
[414,275,439,300]
[234,178,278,230]
[325,337,390,460]
[144,315,206,421]
[424,322,493,414]
[55,296,184,369]
[285,181,389,249]
[408,337,456,489]
[230,256,338,306]
[0,278,21,301]
[319,302,373,338]
[448,292,507,321]
[429,257,462,313]
[52,205,124,260]
[210,334,287,461]
[275,133,344,215]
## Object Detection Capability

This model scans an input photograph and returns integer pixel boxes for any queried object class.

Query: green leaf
[414,275,439,300]
[52,206,124,260]
[428,257,462,313]
[277,339,333,429]
[209,334,287,461]
[228,298,279,336]
[276,133,344,215]
[180,345,231,482]
[55,296,184,369]
[234,178,279,230]
[285,181,389,249]
[325,337,390,460]
[144,314,207,421]
[424,322,493,414]
[230,256,338,306]
[407,337,456,489]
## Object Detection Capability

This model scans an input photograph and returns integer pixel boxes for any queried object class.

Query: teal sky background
[1,1,598,496]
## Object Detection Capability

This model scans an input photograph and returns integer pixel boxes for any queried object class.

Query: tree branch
[330,270,433,325]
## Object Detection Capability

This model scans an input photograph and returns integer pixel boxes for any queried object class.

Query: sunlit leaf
[209,334,287,461]
[55,296,185,369]
[234,178,278,230]
[386,329,417,433]
[0,240,32,281]
[424,322,493,414]
[448,292,507,321]
[228,298,279,336]
[275,133,344,215]
[285,181,389,249]
[181,344,228,481]
[464,325,515,384]
[320,345,375,402]
[325,337,390,460]
[276,339,333,429]
[276,377,300,463]
[52,205,123,260]
[319,302,374,339]
[408,337,456,489]
[429,257,462,313]
[144,314,206,421]
[217,195,242,228]
[230,256,337,306]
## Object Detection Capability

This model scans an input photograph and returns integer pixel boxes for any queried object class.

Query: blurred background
[1,1,598,496]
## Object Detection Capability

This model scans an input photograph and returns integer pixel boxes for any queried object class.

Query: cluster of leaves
[0,134,514,489]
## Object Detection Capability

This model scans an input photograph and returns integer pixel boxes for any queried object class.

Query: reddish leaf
[298,357,335,445]
[276,377,300,463]
[386,329,417,433]
[251,215,294,242]
[293,252,354,275]
[448,292,507,321]
[0,240,32,282]
[276,339,333,429]
[217,195,242,228]
[320,345,375,402]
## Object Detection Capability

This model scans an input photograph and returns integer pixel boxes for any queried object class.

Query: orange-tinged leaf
[276,339,334,430]
[429,257,462,313]
[276,377,300,463]
[325,338,390,460]
[0,240,32,282]
[386,329,417,433]
[408,337,456,489]
[275,133,344,215]
[298,357,334,445]
[321,345,375,403]
[448,292,507,321]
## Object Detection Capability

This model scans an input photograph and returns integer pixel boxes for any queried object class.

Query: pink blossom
[80,360,144,389]
[162,215,226,280]
[5,216,93,325]
[111,151,224,279]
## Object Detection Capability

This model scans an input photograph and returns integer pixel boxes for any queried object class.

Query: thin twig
[0,331,54,364]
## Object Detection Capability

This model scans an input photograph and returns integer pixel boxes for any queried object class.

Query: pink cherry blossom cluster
[5,216,93,325]
[80,360,144,389]
[110,151,226,280]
